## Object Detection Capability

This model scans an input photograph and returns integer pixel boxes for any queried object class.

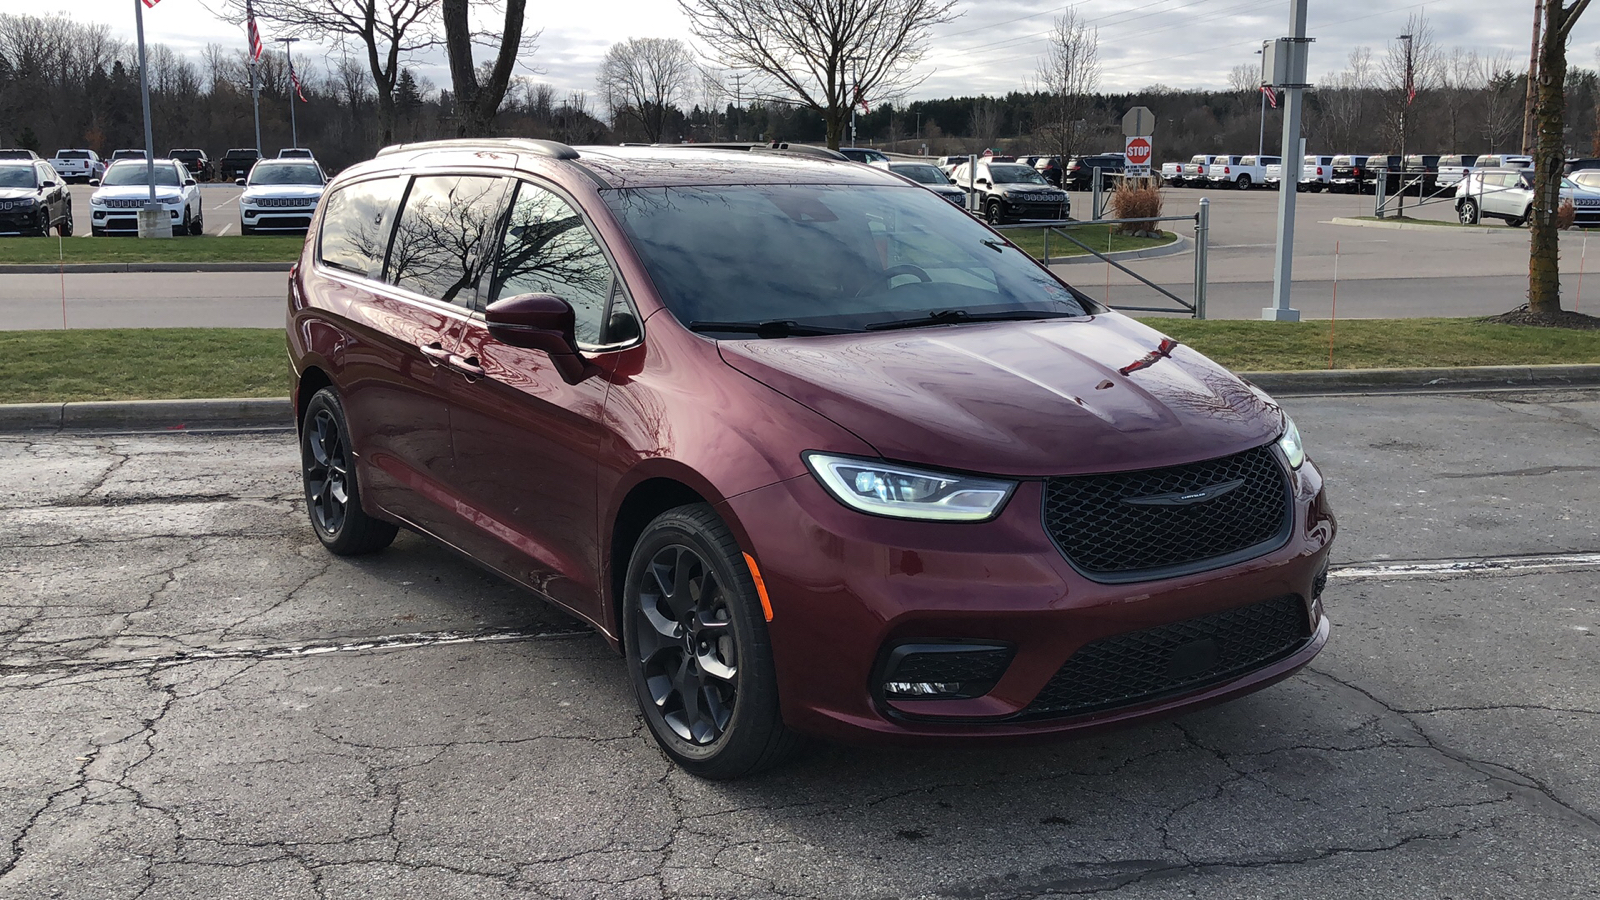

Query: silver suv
[1456,167,1600,227]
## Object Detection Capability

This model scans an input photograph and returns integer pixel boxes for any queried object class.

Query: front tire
[1236,175,1252,190]
[984,200,1004,225]
[58,209,73,237]
[622,504,798,779]
[300,388,397,556]
[1458,200,1480,225]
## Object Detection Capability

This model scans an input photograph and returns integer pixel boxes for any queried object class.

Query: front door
[443,179,622,624]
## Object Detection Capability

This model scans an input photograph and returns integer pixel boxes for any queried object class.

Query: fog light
[879,642,1014,701]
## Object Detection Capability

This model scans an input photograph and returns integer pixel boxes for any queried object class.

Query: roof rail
[375,138,580,160]
[644,141,850,162]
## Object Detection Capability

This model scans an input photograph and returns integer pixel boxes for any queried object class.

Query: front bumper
[720,455,1335,745]
[0,207,45,233]
[241,205,315,231]
[92,205,181,233]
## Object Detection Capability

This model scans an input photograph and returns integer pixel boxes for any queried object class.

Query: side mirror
[41,180,56,188]
[976,178,990,186]
[235,178,247,186]
[88,178,100,186]
[485,292,596,383]
[184,178,196,186]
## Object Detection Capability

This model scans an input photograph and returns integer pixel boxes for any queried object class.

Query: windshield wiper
[864,309,1080,332]
[688,319,855,338]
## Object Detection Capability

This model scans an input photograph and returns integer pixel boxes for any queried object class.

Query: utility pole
[1523,0,1544,154]
[280,37,300,150]
[1265,0,1311,322]
[133,0,162,237]
[730,72,742,140]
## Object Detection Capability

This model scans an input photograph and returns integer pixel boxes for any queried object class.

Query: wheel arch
[605,476,713,647]
[295,364,333,435]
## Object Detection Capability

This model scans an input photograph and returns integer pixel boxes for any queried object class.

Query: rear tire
[1236,175,1252,190]
[1508,206,1530,228]
[623,504,801,779]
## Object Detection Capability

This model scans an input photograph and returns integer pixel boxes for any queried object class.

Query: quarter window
[387,175,511,308]
[488,182,615,345]
[319,176,406,279]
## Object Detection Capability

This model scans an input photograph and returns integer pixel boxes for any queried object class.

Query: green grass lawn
[0,319,1596,403]
[1006,223,1178,260]
[0,235,303,265]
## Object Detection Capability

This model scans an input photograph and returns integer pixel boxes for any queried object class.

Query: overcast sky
[61,0,1597,102]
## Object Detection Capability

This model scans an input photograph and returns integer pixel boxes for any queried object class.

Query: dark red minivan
[288,139,1335,778]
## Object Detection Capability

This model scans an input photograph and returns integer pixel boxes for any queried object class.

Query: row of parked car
[0,146,319,184]
[1154,152,1593,194]
[0,150,327,237]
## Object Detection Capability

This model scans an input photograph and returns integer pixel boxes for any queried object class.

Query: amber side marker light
[743,552,774,622]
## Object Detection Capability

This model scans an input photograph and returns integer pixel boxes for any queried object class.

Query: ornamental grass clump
[1109,180,1164,236]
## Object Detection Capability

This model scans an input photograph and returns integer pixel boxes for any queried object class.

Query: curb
[4,365,1598,432]
[1325,216,1507,236]
[0,398,293,432]
[0,261,294,274]
[1046,233,1190,266]
[1242,364,1600,396]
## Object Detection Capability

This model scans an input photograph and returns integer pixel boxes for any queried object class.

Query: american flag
[1260,84,1278,109]
[141,0,161,7]
[290,58,308,102]
[246,0,264,62]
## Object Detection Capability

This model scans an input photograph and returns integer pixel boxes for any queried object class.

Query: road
[5,187,1595,328]
[3,389,1599,898]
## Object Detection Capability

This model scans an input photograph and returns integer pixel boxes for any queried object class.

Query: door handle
[420,342,451,364]
[447,354,486,378]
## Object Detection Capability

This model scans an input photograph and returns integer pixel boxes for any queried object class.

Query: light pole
[1256,45,1267,158]
[280,37,300,150]
[133,0,162,237]
[1396,32,1414,216]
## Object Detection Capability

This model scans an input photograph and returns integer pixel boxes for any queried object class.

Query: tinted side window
[488,181,614,344]
[387,174,511,308]
[319,176,406,279]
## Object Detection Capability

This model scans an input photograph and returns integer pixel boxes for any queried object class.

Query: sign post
[1263,0,1312,322]
[1122,107,1155,179]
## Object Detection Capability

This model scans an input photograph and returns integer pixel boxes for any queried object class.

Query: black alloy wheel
[985,200,1004,225]
[300,388,397,556]
[623,504,798,778]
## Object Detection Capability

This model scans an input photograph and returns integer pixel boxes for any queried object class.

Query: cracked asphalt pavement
[3,389,1599,899]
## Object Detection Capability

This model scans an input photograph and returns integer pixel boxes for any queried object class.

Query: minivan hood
[718,314,1282,477]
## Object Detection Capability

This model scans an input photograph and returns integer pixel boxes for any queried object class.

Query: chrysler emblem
[1122,478,1246,507]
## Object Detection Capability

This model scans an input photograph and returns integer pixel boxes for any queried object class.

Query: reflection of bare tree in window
[322,178,403,277]
[389,176,508,307]
[490,185,614,343]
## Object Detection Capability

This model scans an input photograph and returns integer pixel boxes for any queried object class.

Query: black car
[1062,153,1125,190]
[0,160,72,236]
[1566,157,1600,174]
[1034,156,1065,187]
[0,149,41,161]
[219,148,263,182]
[169,148,213,181]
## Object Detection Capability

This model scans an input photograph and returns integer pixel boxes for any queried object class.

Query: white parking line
[217,223,232,236]
[1331,552,1600,580]
[210,200,234,210]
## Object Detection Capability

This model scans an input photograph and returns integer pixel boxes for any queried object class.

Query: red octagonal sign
[1125,137,1152,166]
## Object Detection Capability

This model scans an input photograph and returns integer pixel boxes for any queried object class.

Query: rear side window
[318,176,406,279]
[487,181,614,344]
[387,174,512,309]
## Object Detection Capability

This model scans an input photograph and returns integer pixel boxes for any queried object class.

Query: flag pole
[281,37,301,150]
[248,0,262,155]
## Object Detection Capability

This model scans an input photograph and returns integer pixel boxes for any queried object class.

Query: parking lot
[63,182,246,237]
[4,387,1598,899]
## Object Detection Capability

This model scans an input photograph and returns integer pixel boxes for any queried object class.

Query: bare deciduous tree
[1477,50,1522,152]
[442,0,537,138]
[1316,47,1374,151]
[1035,10,1099,165]
[1528,0,1593,318]
[1228,63,1258,96]
[596,37,695,144]
[216,0,440,147]
[1380,12,1441,156]
[680,0,958,149]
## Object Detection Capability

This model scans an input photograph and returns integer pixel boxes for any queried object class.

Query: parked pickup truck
[1299,155,1336,191]
[1210,154,1274,189]
[218,148,263,182]
[1159,160,1185,185]
[48,149,104,183]
[1436,154,1480,188]
[1330,154,1370,192]
[1259,156,1290,189]
[1181,154,1219,185]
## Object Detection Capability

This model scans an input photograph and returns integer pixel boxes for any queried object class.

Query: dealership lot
[63,182,245,237]
[4,187,1590,329]
[3,388,1598,898]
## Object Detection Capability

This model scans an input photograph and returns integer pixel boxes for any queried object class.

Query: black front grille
[1043,443,1291,582]
[1022,593,1311,718]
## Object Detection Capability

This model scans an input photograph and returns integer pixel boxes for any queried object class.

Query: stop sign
[1125,136,1152,167]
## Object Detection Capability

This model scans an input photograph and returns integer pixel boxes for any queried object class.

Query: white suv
[89,159,203,236]
[237,159,327,234]
[1456,167,1600,227]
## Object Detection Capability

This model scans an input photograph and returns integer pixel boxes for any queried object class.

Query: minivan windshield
[604,183,1095,335]
[102,162,181,186]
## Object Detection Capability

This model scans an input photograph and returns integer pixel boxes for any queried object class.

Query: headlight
[803,452,1016,522]
[1277,417,1305,469]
